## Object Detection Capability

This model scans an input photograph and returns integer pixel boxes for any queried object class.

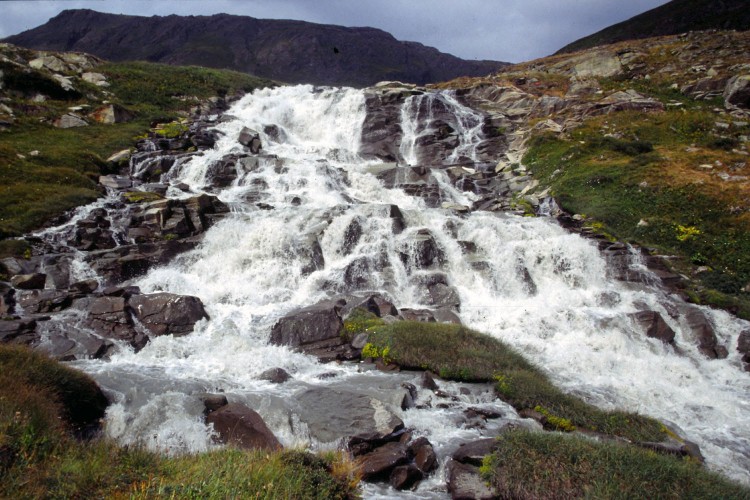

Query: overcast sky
[0,0,670,62]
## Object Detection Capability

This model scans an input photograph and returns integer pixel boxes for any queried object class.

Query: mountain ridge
[556,0,750,54]
[3,9,506,87]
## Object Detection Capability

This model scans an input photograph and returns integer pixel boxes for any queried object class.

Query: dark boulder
[685,308,727,359]
[357,441,410,482]
[390,464,424,491]
[206,403,281,451]
[238,127,262,153]
[74,295,146,350]
[10,273,47,290]
[18,289,73,314]
[198,393,229,415]
[269,299,344,347]
[629,310,676,344]
[259,367,291,384]
[129,292,208,337]
[0,318,37,344]
[409,436,438,474]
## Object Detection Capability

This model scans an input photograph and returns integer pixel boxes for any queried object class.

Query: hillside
[556,0,750,54]
[437,29,750,316]
[0,42,275,242]
[3,9,506,87]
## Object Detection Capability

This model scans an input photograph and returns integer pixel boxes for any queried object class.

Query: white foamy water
[61,84,750,492]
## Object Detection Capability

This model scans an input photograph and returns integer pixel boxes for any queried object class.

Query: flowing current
[64,85,749,494]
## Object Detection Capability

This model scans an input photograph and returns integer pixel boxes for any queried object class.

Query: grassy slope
[347,311,750,497]
[0,55,274,244]
[0,345,358,498]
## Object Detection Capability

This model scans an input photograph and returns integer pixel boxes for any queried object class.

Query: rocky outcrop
[269,299,346,355]
[206,403,281,451]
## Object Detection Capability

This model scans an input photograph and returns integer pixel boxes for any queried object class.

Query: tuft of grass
[482,431,750,500]
[366,321,664,442]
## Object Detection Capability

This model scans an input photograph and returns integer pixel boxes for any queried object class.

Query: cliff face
[556,0,750,55]
[3,9,506,87]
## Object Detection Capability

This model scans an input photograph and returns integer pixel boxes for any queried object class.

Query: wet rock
[401,229,443,269]
[238,127,262,153]
[269,299,344,347]
[452,438,501,467]
[409,436,438,474]
[390,464,423,490]
[389,204,406,234]
[738,330,750,369]
[357,441,410,482]
[420,371,439,391]
[685,307,727,359]
[18,289,73,313]
[343,293,399,318]
[446,460,498,500]
[11,273,47,290]
[0,318,37,344]
[74,295,145,349]
[198,393,229,415]
[129,292,208,337]
[296,387,404,443]
[206,403,281,451]
[259,367,291,384]
[629,310,676,344]
[88,240,200,286]
[340,216,363,255]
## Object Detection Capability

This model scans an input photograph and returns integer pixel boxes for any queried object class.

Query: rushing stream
[37,84,749,494]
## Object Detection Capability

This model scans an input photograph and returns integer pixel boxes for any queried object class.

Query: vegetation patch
[524,103,750,318]
[482,431,750,499]
[365,321,664,442]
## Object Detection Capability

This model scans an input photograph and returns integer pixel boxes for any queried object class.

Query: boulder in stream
[129,292,208,337]
[206,403,281,451]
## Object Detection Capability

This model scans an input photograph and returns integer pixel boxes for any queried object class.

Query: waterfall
[52,84,749,492]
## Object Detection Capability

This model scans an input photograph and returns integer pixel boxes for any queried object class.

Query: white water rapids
[61,84,749,494]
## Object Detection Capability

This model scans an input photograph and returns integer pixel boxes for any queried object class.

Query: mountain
[556,0,750,54]
[3,9,506,87]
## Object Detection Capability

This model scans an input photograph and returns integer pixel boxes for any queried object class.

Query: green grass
[362,319,665,442]
[0,345,358,499]
[482,431,750,499]
[0,58,275,239]
[524,104,750,318]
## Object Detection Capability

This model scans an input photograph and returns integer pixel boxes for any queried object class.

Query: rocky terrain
[1,27,750,498]
[3,9,506,87]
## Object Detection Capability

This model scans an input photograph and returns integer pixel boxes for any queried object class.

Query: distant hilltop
[556,0,750,54]
[3,9,507,88]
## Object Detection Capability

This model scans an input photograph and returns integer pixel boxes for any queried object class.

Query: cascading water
[50,83,748,494]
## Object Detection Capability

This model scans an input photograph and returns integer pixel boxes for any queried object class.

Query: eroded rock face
[630,310,676,344]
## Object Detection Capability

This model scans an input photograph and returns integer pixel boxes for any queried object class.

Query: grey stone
[206,403,281,451]
[269,299,344,347]
[129,292,208,337]
[11,273,46,290]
